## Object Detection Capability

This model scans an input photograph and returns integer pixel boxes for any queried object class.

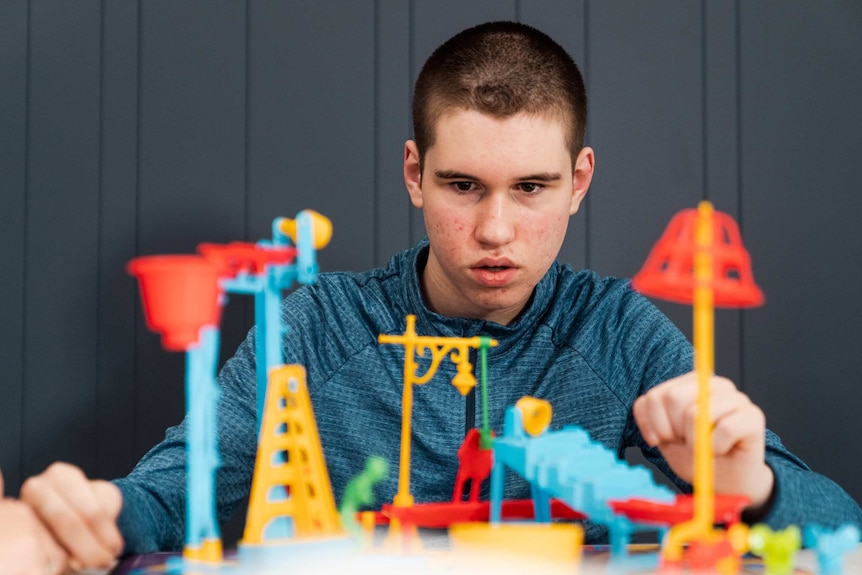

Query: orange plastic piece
[127,255,223,351]
[241,365,343,545]
[687,538,739,574]
[198,242,297,277]
[608,493,750,526]
[631,204,764,308]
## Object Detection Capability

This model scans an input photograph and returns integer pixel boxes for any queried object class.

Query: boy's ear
[569,146,595,215]
[404,140,424,208]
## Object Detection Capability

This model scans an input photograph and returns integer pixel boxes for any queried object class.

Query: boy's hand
[0,468,68,575]
[20,462,123,572]
[632,371,774,513]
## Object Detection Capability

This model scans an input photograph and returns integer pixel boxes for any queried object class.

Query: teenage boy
[9,21,862,573]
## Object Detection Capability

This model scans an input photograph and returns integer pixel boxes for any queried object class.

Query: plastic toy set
[126,204,860,574]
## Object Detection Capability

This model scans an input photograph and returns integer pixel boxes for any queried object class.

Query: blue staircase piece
[491,403,675,563]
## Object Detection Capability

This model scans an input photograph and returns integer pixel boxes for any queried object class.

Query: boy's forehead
[429,108,569,149]
[425,109,573,175]
[430,109,570,153]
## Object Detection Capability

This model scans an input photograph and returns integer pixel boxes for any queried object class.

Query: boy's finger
[712,404,766,457]
[633,391,675,446]
[90,480,125,555]
[56,480,123,560]
[55,485,121,568]
[22,477,117,568]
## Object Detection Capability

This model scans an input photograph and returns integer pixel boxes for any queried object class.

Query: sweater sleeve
[113,329,260,554]
[756,431,862,530]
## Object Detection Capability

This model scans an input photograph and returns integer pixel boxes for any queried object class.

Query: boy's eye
[517,183,543,193]
[452,182,476,192]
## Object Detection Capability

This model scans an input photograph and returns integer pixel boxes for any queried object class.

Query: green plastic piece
[338,456,389,539]
[749,523,801,575]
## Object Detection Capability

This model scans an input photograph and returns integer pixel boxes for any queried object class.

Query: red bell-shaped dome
[632,203,764,308]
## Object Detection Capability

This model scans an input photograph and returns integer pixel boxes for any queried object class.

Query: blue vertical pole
[254,272,284,423]
[295,210,319,284]
[253,290,269,421]
[185,326,221,552]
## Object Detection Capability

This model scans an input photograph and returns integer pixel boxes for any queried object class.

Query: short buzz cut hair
[412,21,587,172]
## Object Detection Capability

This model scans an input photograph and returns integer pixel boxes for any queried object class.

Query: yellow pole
[665,200,716,560]
[393,314,417,508]
[693,200,715,528]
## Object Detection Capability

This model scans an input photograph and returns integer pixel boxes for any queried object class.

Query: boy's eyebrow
[433,169,478,180]
[433,170,563,182]
[516,172,562,182]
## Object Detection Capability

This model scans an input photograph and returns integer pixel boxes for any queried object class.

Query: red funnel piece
[632,207,764,308]
[127,255,223,351]
[198,242,297,277]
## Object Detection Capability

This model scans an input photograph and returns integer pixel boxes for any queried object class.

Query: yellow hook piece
[279,210,333,249]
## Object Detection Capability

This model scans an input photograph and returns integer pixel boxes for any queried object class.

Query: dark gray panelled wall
[2,0,861,543]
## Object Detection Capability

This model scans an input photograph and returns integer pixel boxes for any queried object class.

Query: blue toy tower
[128,210,331,564]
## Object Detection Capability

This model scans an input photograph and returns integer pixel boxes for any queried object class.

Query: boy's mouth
[474,258,516,270]
[482,266,510,272]
[471,260,518,287]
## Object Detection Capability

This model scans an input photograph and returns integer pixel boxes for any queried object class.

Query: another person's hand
[632,371,774,514]
[0,468,68,574]
[20,462,124,572]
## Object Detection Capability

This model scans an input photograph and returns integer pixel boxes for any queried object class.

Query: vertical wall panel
[408,1,517,245]
[375,0,412,266]
[246,1,376,275]
[0,0,28,493]
[135,1,248,456]
[96,0,140,480]
[587,2,703,338]
[740,2,862,505]
[704,0,743,384]
[520,0,589,271]
[704,0,740,214]
[23,0,102,478]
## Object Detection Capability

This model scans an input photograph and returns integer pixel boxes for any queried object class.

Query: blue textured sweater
[115,241,862,552]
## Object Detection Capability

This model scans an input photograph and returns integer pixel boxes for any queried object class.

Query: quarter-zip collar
[401,238,560,354]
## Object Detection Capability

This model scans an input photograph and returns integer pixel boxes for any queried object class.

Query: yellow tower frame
[242,364,344,545]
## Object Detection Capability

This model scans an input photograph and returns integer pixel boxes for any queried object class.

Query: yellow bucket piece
[450,521,583,572]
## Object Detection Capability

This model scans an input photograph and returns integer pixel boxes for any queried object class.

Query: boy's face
[404,109,594,325]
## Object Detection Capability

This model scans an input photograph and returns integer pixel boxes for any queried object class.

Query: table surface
[104,546,862,575]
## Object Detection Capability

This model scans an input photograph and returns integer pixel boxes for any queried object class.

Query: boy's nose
[474,193,516,246]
